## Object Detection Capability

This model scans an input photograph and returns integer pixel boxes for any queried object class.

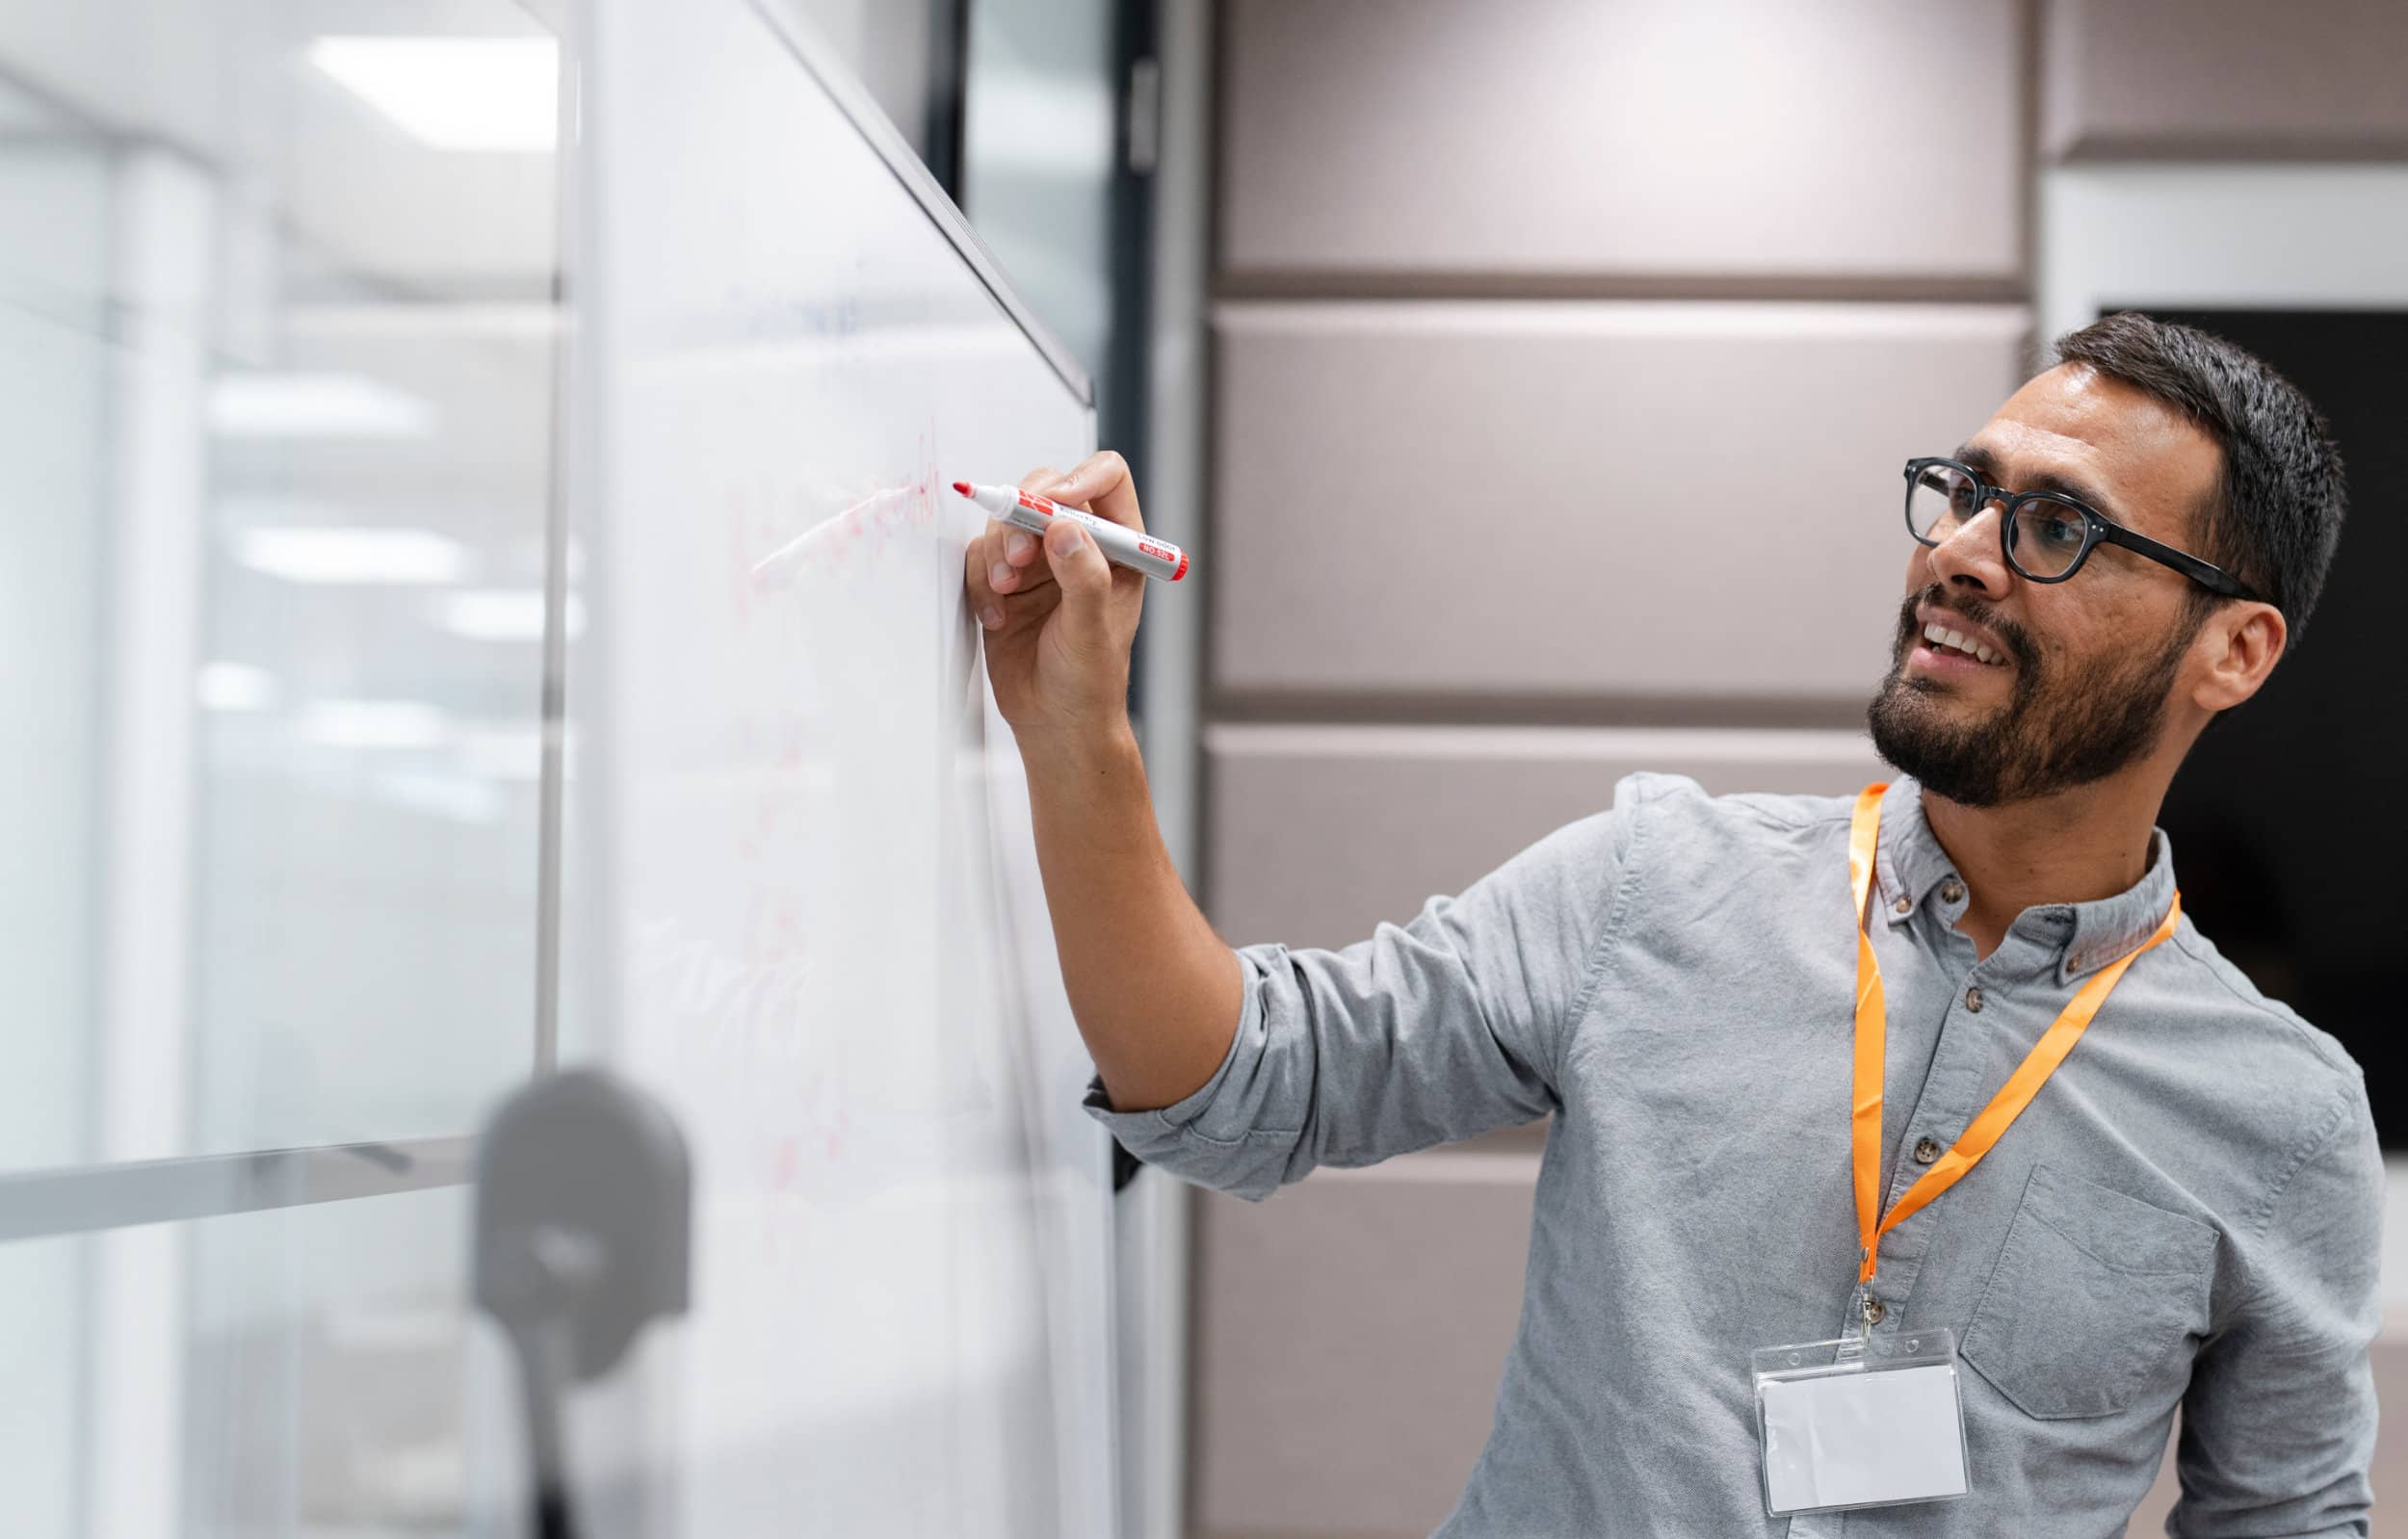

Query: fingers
[968,454,1139,624]
[1044,450,1145,534]
[1038,507,1112,652]
[981,517,1053,598]
[975,465,1060,595]
[965,537,1005,629]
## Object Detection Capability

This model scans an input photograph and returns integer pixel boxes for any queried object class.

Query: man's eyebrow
[1952,442,2120,520]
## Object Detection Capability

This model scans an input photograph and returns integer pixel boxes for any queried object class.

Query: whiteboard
[559,0,1113,1532]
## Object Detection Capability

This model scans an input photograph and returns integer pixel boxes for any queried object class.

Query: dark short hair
[2049,311,2346,641]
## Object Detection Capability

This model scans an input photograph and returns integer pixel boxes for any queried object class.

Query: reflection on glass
[0,1,563,1533]
[0,1187,483,1535]
[0,2,562,1173]
[962,0,1119,379]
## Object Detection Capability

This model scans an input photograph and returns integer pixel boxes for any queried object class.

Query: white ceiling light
[236,528,471,585]
[208,372,435,439]
[432,588,586,641]
[308,36,560,153]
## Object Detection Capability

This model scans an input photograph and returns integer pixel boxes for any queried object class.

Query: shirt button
[1865,1298,1888,1325]
[1892,895,1911,915]
[1940,877,1965,903]
[1913,1135,1942,1164]
[1965,986,1984,1013]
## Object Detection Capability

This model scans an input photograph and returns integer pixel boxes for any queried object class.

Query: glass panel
[962,0,1119,383]
[0,0,560,1172]
[0,79,111,1178]
[0,1185,491,1536]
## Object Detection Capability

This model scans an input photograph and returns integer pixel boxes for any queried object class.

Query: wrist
[1013,715,1142,776]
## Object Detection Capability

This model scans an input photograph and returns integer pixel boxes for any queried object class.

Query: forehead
[1962,363,2221,543]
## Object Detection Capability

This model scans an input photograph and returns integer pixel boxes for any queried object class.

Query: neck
[1917,775,2164,960]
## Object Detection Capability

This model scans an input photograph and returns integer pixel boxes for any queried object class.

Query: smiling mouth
[1918,620,2010,668]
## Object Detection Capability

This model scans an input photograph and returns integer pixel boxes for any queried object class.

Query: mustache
[1892,586,2039,672]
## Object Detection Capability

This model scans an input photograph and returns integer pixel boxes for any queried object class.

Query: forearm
[1015,720,1244,1112]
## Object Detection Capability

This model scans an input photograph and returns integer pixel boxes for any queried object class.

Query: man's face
[1867,364,2226,807]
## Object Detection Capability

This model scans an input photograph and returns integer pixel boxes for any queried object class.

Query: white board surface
[562,1,1112,1532]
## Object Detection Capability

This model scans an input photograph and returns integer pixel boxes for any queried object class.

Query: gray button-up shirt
[1086,773,2382,1537]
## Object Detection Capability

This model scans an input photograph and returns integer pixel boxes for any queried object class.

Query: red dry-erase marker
[954,481,1190,582]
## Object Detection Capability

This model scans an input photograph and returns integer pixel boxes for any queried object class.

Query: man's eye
[2020,505,2087,551]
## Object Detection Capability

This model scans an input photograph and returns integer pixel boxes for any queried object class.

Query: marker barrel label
[961,483,1189,583]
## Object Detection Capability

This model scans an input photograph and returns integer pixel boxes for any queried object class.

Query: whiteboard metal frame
[747,0,1096,409]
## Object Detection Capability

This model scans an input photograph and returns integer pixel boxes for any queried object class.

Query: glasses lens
[1907,463,1980,542]
[2007,498,2090,577]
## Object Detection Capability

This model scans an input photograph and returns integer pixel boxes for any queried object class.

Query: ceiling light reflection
[208,372,436,439]
[197,663,278,712]
[235,528,470,585]
[309,36,560,153]
[433,588,586,641]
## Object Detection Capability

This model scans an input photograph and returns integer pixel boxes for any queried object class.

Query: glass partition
[0,2,561,1162]
[0,0,563,1528]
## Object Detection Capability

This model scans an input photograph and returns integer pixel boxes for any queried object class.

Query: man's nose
[1928,503,2013,595]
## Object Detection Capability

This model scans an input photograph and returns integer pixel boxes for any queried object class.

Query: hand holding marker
[962,455,1172,743]
[955,482,1190,583]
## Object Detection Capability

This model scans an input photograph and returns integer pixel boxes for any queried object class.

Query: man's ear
[2190,600,2287,714]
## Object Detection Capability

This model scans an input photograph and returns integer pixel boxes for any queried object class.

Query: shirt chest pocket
[1958,1161,2218,1421]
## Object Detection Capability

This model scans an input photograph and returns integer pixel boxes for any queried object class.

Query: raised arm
[965,452,1631,1199]
[965,450,1243,1112]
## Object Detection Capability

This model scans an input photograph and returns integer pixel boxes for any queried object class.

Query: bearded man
[965,310,2375,1536]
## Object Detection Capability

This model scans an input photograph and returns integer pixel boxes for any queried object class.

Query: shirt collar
[1872,775,2180,983]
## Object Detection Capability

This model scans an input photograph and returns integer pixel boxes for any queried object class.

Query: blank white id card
[1752,1328,1971,1516]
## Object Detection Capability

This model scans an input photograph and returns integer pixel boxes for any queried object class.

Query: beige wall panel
[2044,0,2408,160]
[1212,301,2030,703]
[1220,0,2024,282]
[1206,724,1882,948]
[1191,1145,1540,1539]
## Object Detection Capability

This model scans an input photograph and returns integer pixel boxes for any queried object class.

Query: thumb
[1042,516,1112,640]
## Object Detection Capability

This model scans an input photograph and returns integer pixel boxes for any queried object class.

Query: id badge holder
[1752,1325,1971,1517]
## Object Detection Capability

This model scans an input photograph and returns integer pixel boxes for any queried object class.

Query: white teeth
[1922,620,2003,665]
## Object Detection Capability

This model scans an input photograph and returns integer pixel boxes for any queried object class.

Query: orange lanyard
[1846,784,2180,1287]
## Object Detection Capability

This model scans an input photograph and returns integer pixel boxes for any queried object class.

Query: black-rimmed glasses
[1902,456,2265,603]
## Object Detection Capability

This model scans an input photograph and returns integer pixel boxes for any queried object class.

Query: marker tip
[951,481,973,496]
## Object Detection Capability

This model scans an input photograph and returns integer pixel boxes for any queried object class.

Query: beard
[1865,586,2203,808]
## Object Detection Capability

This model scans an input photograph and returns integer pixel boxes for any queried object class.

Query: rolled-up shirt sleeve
[1082,785,1642,1201]
[2170,1077,2383,1537]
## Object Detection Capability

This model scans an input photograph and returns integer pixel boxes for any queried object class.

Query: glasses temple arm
[2094,523,2265,603]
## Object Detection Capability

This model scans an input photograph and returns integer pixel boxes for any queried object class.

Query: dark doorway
[2118,308,2406,1146]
